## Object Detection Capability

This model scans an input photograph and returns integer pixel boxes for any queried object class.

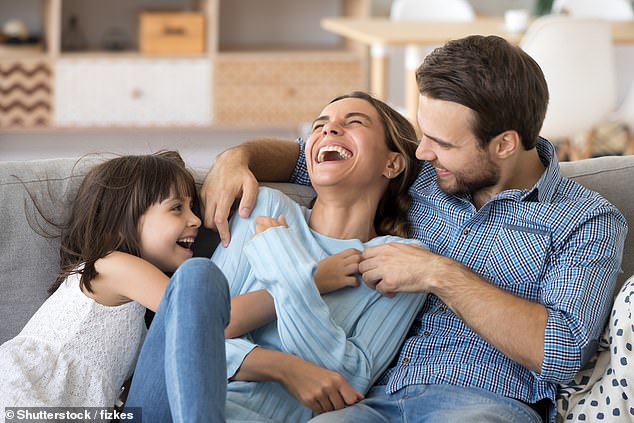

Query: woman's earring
[388,171,392,178]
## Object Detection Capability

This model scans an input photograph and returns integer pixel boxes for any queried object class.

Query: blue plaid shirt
[290,138,627,422]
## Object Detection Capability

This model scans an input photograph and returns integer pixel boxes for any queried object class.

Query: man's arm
[359,243,548,372]
[200,138,299,246]
[360,200,626,382]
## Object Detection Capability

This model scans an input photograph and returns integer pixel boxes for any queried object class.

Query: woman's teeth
[317,145,352,163]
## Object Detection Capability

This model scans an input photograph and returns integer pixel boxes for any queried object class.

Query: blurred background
[1,0,633,166]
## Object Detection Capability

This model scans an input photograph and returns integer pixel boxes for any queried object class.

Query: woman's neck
[308,190,381,242]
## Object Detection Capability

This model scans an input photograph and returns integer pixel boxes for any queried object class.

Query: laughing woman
[124,92,427,423]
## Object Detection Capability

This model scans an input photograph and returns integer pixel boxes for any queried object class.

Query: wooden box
[139,12,205,55]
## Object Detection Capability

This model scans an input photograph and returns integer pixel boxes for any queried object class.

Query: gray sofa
[2,155,634,348]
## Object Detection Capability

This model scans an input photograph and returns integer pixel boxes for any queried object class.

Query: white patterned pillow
[556,276,634,422]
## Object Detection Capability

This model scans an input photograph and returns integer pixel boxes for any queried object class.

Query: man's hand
[360,243,548,372]
[200,148,259,246]
[200,140,300,246]
[314,249,362,294]
[254,215,288,236]
[279,355,364,414]
[359,242,446,297]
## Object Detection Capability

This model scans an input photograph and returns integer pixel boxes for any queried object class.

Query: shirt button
[402,357,410,365]
[439,306,446,313]
[462,227,470,236]
[423,330,431,337]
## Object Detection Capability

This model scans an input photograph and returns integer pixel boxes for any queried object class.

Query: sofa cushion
[0,158,96,345]
[1,155,632,345]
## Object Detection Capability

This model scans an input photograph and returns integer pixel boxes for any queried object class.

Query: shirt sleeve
[211,188,285,378]
[288,138,312,186]
[243,226,426,393]
[225,337,258,379]
[539,203,627,382]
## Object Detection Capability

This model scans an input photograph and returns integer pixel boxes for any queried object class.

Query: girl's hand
[254,215,288,236]
[314,249,362,294]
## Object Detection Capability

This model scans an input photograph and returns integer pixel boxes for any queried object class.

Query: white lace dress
[0,273,146,408]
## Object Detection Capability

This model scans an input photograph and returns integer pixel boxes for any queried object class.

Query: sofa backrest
[1,155,633,344]
[559,155,634,285]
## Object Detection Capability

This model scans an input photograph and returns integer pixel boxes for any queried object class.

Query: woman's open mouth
[316,145,353,163]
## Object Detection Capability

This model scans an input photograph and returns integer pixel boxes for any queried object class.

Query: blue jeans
[308,384,543,423]
[124,258,230,423]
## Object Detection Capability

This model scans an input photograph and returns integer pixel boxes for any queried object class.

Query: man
[201,35,626,422]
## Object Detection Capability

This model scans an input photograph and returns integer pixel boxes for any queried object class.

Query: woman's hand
[232,347,363,414]
[279,354,364,414]
[254,215,288,236]
[314,249,362,294]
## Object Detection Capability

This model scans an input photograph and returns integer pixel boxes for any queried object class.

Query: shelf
[1,0,370,130]
[59,0,201,54]
[57,51,209,59]
[217,0,341,53]
[216,48,364,60]
[0,45,46,59]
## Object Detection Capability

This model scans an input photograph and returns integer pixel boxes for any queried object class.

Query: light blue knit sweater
[211,187,426,423]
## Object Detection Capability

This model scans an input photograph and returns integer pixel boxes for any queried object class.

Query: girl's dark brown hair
[328,92,420,238]
[50,150,197,294]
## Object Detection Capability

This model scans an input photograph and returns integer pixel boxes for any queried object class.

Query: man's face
[415,95,500,196]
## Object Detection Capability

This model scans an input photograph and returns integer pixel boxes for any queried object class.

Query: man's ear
[492,130,520,159]
[383,152,406,179]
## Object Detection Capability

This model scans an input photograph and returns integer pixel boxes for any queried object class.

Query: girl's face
[306,97,396,189]
[137,191,201,273]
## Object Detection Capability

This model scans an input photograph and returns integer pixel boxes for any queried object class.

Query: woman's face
[306,97,395,190]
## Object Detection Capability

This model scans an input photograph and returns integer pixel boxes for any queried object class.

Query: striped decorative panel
[214,55,363,126]
[0,61,53,128]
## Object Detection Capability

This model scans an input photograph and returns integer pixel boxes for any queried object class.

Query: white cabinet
[54,58,212,126]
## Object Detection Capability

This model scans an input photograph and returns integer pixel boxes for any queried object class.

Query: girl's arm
[226,290,275,338]
[90,250,278,333]
[91,251,168,311]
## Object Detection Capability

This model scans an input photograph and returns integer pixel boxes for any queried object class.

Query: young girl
[0,151,227,411]
[125,92,428,423]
